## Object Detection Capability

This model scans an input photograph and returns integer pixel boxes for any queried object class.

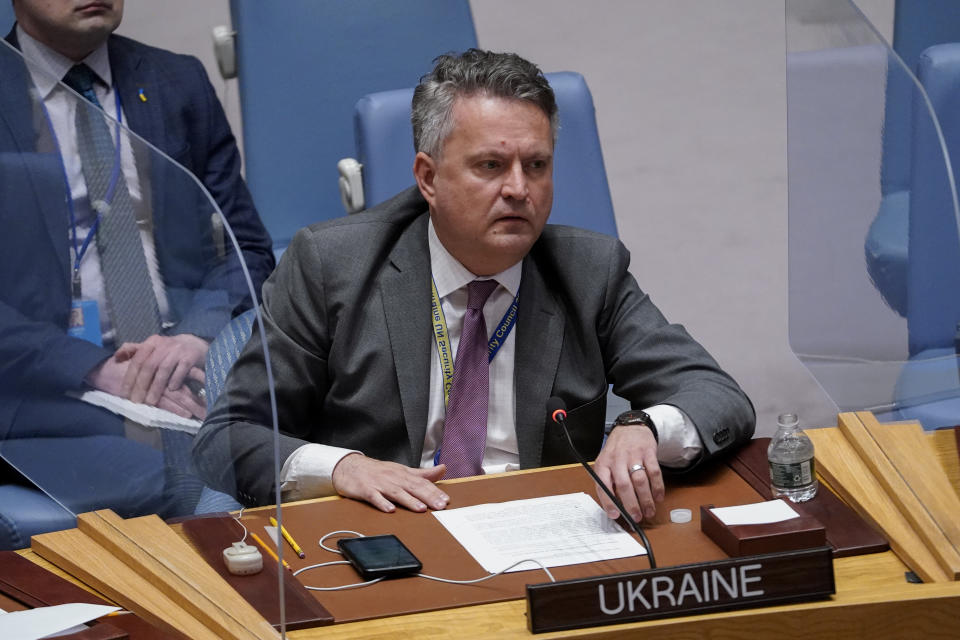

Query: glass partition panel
[0,35,291,634]
[786,0,960,429]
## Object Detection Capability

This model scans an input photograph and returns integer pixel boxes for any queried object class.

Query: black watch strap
[613,409,658,443]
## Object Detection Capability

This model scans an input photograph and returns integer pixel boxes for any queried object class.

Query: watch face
[615,410,651,426]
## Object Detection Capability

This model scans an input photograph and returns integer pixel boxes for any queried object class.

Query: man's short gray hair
[411,49,558,158]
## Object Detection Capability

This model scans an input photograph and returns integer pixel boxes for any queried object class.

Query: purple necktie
[438,279,499,478]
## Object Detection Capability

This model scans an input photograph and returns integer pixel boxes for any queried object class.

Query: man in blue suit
[0,0,274,532]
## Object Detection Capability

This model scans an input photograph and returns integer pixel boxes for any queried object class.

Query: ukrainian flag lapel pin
[138,88,147,103]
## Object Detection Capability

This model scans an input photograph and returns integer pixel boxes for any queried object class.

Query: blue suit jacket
[0,31,275,439]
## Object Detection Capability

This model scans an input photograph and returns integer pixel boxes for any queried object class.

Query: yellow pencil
[250,531,291,571]
[270,516,306,559]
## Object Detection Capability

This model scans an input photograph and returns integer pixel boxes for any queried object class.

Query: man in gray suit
[195,49,755,523]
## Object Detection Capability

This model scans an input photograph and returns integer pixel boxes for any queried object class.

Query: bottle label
[769,459,814,489]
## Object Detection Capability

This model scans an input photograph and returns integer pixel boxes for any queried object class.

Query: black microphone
[547,396,657,569]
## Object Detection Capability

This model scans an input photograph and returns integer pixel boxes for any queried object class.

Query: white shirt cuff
[645,404,703,469]
[279,443,360,502]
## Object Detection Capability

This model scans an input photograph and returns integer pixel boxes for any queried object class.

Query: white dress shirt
[279,218,703,500]
[420,219,523,474]
[18,26,170,347]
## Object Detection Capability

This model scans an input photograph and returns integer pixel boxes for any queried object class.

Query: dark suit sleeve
[147,53,275,340]
[193,227,328,505]
[0,152,112,394]
[0,300,111,394]
[598,241,755,465]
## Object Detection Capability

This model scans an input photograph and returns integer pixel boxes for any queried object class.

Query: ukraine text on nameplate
[526,546,834,634]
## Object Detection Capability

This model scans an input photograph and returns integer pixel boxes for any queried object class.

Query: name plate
[526,546,834,634]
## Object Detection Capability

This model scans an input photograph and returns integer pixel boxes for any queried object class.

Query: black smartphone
[337,534,422,580]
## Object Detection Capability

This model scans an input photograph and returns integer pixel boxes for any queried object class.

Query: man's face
[414,95,554,276]
[14,0,124,61]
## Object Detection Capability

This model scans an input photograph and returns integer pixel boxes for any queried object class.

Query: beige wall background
[118,0,895,437]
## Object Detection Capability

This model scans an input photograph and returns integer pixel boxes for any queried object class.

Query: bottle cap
[670,508,692,524]
[777,413,799,428]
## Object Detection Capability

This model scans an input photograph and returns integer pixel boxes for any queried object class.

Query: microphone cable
[547,396,657,569]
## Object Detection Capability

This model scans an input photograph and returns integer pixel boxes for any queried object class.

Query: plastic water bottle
[767,413,818,502]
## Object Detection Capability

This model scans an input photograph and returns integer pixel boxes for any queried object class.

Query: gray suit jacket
[195,187,755,505]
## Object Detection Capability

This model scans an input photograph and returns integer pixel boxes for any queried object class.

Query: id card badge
[68,299,103,346]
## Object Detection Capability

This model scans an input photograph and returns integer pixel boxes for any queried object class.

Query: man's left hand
[116,334,209,412]
[593,424,664,523]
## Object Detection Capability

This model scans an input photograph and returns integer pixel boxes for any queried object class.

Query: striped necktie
[63,63,161,344]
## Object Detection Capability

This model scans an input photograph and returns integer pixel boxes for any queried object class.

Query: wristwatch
[612,410,658,443]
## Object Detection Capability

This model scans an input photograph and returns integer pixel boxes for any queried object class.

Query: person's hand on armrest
[332,453,450,514]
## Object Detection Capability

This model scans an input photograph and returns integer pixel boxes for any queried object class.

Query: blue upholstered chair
[0,485,73,550]
[339,71,627,425]
[204,308,257,408]
[191,308,258,513]
[342,71,618,238]
[865,1,960,317]
[228,0,476,254]
[892,43,960,429]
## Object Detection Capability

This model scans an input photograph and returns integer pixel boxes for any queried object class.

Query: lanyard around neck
[429,278,520,409]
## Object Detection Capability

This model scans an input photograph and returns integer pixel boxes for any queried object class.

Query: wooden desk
[18,429,960,639]
[292,430,960,638]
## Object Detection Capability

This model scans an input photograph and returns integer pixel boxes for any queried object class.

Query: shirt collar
[427,217,523,299]
[17,25,112,100]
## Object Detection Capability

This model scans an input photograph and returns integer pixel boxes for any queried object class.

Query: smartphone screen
[337,534,422,580]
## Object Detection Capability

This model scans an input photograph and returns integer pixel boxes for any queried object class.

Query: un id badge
[69,299,103,346]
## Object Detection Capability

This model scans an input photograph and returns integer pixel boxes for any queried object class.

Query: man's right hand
[331,453,450,513]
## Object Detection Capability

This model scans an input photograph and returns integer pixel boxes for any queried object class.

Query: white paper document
[710,500,800,526]
[432,492,647,574]
[0,603,119,640]
[70,389,202,434]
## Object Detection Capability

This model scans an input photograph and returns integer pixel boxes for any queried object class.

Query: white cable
[232,506,248,544]
[294,560,384,591]
[418,558,556,584]
[318,529,364,554]
[297,530,556,591]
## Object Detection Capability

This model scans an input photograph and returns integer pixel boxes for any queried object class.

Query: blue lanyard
[40,89,124,296]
